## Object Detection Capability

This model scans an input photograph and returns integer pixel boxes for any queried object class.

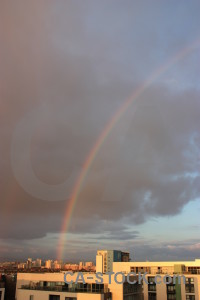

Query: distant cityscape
[0,258,96,273]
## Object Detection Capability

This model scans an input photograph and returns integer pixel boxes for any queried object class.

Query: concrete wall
[96,255,103,273]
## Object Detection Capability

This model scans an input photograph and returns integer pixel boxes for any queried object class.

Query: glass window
[167,285,175,292]
[49,295,60,300]
[185,284,195,293]
[148,285,156,291]
[167,295,176,300]
[148,277,155,284]
[186,277,194,284]
[186,296,195,300]
[148,292,157,300]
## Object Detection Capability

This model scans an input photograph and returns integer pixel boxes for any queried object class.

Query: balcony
[20,284,110,295]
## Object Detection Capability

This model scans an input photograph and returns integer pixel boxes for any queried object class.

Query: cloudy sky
[0,0,200,262]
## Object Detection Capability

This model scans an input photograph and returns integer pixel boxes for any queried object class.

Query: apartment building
[96,250,130,273]
[113,259,200,300]
[15,250,200,300]
[16,272,143,300]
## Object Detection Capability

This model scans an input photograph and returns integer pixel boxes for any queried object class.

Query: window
[65,298,77,300]
[166,283,176,300]
[185,277,195,293]
[167,285,176,292]
[186,278,194,284]
[148,292,157,300]
[148,285,156,291]
[167,295,176,300]
[148,277,155,284]
[123,282,139,294]
[30,296,34,300]
[188,267,200,274]
[49,296,60,300]
[185,284,195,293]
[186,296,195,300]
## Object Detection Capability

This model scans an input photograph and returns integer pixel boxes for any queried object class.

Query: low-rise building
[16,272,143,300]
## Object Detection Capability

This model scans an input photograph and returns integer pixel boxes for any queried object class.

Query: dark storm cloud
[0,0,200,259]
[73,89,200,223]
[68,218,139,241]
[0,212,62,240]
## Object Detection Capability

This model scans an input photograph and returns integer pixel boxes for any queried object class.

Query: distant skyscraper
[26,258,32,269]
[79,261,85,268]
[45,260,52,269]
[35,259,41,267]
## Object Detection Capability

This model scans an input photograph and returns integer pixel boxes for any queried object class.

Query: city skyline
[0,0,200,262]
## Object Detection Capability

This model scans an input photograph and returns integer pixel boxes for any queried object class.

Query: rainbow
[57,39,200,260]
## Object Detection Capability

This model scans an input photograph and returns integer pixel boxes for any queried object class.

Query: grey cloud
[0,0,200,259]
[132,239,200,261]
[73,89,200,223]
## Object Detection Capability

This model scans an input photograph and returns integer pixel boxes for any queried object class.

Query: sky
[0,0,200,262]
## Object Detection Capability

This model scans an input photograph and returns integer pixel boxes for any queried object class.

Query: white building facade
[113,259,200,300]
